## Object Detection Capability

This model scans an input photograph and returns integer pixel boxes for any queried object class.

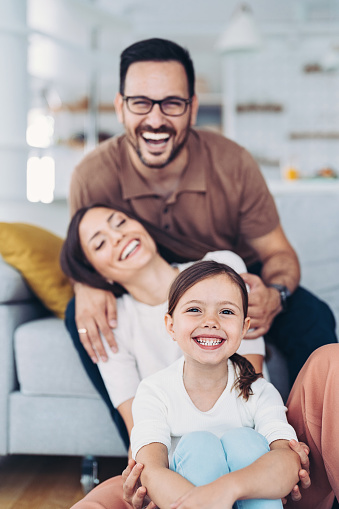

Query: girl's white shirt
[98,250,265,408]
[131,357,298,462]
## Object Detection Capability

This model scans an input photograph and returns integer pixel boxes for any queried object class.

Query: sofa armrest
[0,260,52,454]
[0,259,35,304]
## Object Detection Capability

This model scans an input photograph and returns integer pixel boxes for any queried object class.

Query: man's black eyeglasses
[123,96,192,117]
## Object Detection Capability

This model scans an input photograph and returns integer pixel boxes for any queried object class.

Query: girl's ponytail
[230,353,263,400]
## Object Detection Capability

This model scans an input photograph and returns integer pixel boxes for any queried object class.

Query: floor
[1,454,338,508]
[0,454,127,509]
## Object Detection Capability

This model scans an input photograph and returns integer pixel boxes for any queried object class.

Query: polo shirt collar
[119,130,206,201]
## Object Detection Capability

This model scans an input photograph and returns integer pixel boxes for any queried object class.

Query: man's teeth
[196,338,223,346]
[142,132,170,141]
[121,240,140,260]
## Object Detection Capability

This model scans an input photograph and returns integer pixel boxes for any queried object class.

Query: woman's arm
[171,439,301,509]
[97,329,141,410]
[136,443,194,509]
[117,398,134,459]
[117,398,134,437]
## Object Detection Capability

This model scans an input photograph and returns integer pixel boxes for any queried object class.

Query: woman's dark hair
[61,204,125,297]
[167,260,263,400]
[60,203,212,297]
[120,38,195,97]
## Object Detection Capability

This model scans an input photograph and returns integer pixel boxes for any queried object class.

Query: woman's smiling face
[79,207,157,286]
[165,274,250,366]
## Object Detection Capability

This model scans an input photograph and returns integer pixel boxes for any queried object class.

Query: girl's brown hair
[167,260,263,400]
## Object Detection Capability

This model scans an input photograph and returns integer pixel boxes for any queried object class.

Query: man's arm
[242,354,263,374]
[250,223,300,290]
[241,224,300,338]
[171,439,301,509]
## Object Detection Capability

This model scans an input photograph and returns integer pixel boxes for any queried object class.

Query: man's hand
[74,283,118,363]
[122,459,156,509]
[240,273,282,339]
[282,440,311,504]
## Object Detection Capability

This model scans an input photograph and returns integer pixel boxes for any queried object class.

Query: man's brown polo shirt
[70,129,279,267]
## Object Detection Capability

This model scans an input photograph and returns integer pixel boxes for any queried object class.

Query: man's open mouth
[141,132,170,145]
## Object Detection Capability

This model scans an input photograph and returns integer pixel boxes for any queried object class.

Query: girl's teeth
[196,338,222,346]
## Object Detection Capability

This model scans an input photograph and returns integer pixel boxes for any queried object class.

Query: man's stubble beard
[135,132,190,169]
[124,117,192,170]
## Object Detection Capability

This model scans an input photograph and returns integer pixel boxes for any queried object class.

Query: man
[66,38,336,440]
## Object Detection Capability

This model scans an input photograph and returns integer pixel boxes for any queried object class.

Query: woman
[61,204,265,441]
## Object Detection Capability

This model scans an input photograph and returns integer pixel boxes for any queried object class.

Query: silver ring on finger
[78,328,88,334]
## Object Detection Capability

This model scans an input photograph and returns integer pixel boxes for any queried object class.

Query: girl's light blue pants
[170,428,283,509]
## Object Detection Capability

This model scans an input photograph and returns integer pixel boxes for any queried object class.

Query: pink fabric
[71,475,128,509]
[286,344,339,509]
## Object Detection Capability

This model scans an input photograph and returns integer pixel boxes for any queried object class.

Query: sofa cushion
[0,260,34,303]
[0,222,74,319]
[276,192,339,332]
[9,392,126,456]
[14,317,98,398]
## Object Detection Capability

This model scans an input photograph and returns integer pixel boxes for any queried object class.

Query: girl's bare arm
[136,443,194,509]
[171,439,301,509]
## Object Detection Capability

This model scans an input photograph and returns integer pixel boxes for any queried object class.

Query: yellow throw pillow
[0,222,73,319]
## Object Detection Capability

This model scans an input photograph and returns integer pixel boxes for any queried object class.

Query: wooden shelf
[236,103,284,113]
[289,132,339,140]
[50,97,115,113]
[197,93,222,106]
[268,179,339,195]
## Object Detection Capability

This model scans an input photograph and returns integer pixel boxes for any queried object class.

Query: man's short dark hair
[119,38,195,97]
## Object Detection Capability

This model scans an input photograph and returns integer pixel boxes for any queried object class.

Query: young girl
[131,260,301,509]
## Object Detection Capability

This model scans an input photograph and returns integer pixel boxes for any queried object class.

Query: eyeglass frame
[122,95,193,117]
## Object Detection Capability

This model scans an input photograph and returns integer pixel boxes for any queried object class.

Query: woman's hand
[122,459,157,509]
[74,282,118,362]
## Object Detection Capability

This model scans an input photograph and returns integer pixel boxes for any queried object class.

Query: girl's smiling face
[165,274,250,366]
[79,207,157,286]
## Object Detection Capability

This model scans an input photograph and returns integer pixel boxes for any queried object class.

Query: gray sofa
[1,185,338,461]
[0,260,126,458]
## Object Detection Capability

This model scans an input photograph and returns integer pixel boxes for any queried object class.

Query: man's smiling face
[115,60,198,170]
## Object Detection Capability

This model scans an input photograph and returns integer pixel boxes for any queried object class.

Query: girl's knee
[174,431,223,466]
[222,426,268,445]
[171,432,228,486]
[221,428,270,469]
[177,431,220,451]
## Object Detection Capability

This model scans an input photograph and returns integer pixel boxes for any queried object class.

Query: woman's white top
[131,357,297,462]
[98,251,265,408]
